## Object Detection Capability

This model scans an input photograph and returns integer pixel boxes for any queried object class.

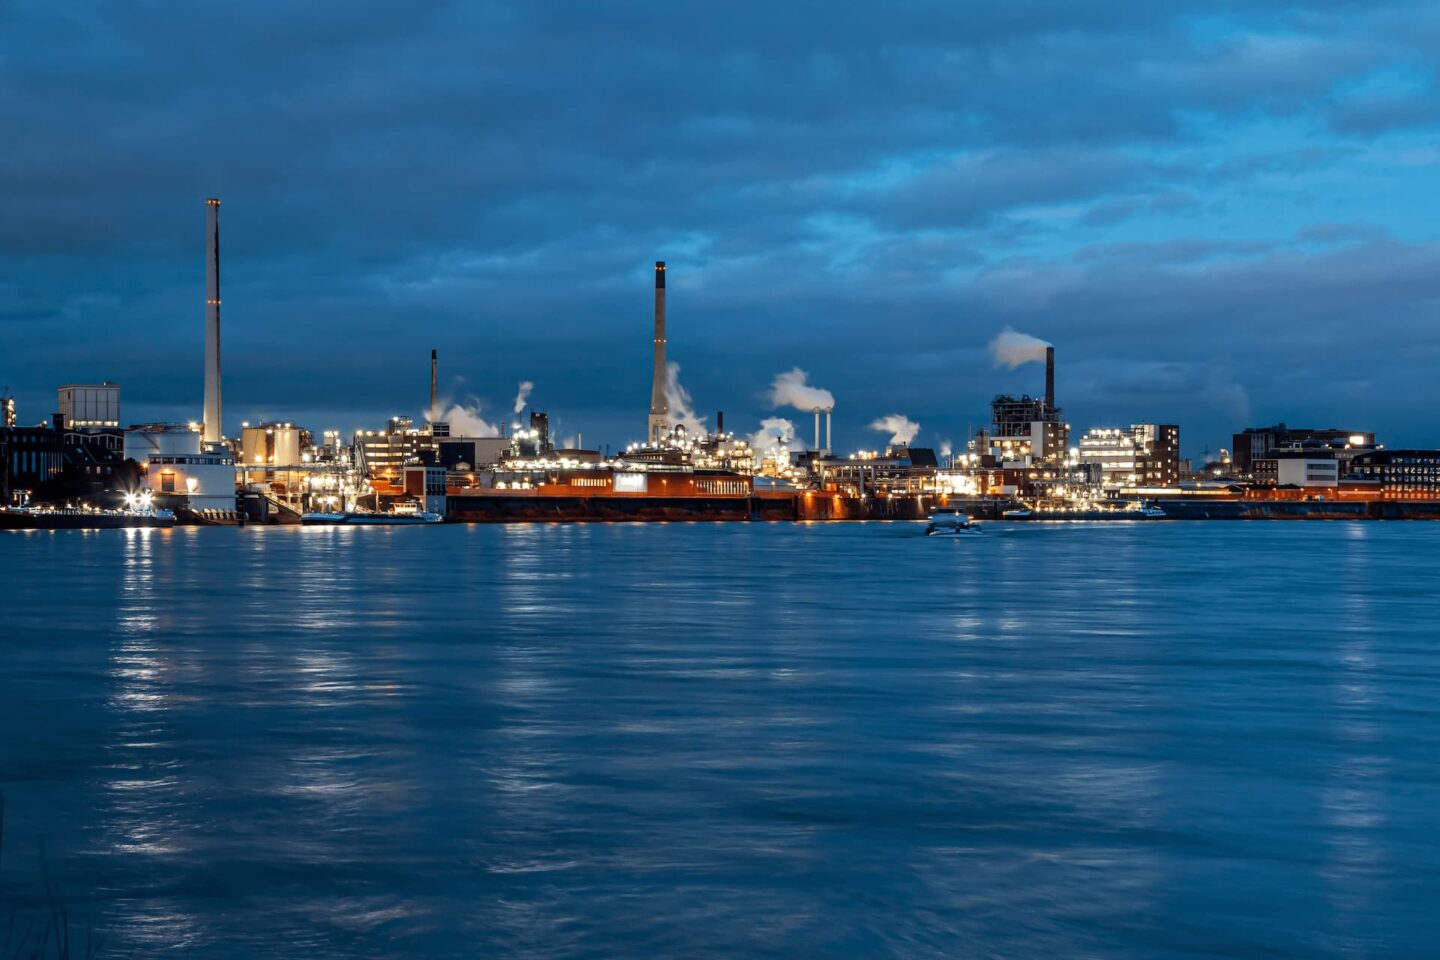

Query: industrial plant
[7,198,1440,529]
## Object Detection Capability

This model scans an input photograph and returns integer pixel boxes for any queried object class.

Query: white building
[124,424,237,513]
[1077,428,1139,489]
[1276,457,1339,488]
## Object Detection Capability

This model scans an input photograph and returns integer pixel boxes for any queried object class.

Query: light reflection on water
[2,522,1439,958]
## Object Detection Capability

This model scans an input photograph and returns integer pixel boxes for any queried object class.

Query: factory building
[241,422,303,472]
[978,346,1071,499]
[57,383,120,429]
[986,347,1067,464]
[124,424,237,514]
[0,426,69,502]
[355,418,436,481]
[1231,425,1374,478]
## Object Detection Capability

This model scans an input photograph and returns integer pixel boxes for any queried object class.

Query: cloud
[1,0,1439,460]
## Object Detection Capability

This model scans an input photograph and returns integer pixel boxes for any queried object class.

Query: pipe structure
[1045,346,1055,415]
[203,198,222,444]
[647,261,669,444]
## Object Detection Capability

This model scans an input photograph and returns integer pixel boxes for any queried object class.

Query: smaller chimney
[1045,346,1055,414]
[430,349,438,414]
[814,408,821,452]
[826,409,832,453]
[716,410,724,435]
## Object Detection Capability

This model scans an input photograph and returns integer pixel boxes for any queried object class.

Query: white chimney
[202,198,222,444]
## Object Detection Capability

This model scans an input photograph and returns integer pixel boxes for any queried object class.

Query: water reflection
[0,523,1437,957]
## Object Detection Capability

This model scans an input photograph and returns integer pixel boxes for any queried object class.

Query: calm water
[1,521,1438,958]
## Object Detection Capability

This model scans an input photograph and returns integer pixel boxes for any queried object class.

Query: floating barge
[0,507,176,531]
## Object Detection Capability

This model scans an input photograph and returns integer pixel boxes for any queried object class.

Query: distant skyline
[4,1,1440,458]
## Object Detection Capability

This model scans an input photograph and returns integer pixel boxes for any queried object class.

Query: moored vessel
[0,506,176,531]
[926,507,983,536]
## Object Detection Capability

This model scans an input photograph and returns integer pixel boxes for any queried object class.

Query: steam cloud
[870,414,920,446]
[427,401,501,438]
[938,438,954,458]
[748,416,804,456]
[769,367,835,412]
[989,327,1052,369]
[664,362,707,435]
[512,380,534,414]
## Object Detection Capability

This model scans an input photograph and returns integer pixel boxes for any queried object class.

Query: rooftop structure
[57,383,120,429]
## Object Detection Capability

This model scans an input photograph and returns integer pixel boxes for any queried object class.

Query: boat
[1140,503,1167,518]
[300,511,442,526]
[0,506,176,530]
[1002,507,1033,519]
[926,507,983,536]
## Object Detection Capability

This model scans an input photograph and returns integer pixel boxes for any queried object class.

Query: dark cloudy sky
[4,1,1439,457]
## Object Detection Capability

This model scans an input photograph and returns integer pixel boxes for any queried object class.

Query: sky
[3,1,1440,459]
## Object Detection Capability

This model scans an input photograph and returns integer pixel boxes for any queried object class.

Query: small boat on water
[301,510,443,526]
[927,507,983,536]
[1002,507,1033,519]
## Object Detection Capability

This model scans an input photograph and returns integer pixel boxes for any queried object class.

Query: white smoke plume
[769,367,835,412]
[512,380,534,414]
[871,414,920,446]
[938,437,954,458]
[748,416,804,456]
[989,327,1052,369]
[664,362,707,434]
[429,401,501,438]
[1205,370,1251,422]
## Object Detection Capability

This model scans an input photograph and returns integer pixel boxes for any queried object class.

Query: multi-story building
[1347,450,1440,498]
[355,418,437,481]
[0,426,68,501]
[1134,423,1180,487]
[1077,428,1138,489]
[1231,425,1374,478]
[57,382,120,429]
[1076,424,1181,491]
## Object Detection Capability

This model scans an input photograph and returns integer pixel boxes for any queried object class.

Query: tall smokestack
[203,198,222,444]
[826,409,832,453]
[1045,346,1055,414]
[814,408,821,452]
[430,349,438,415]
[647,261,668,444]
[717,410,724,435]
